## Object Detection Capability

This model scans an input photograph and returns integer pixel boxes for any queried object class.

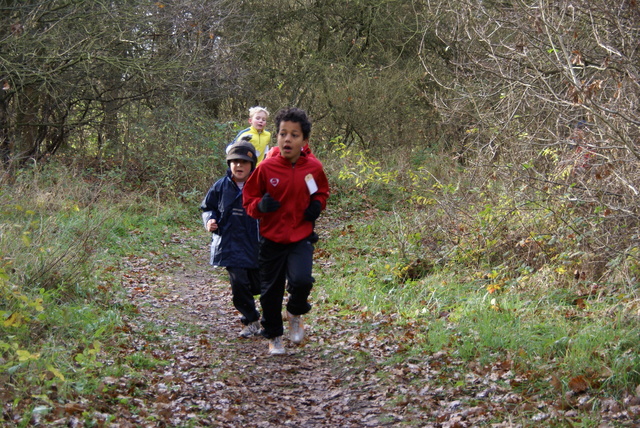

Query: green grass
[2,158,639,425]
[0,164,198,418]
[315,199,640,397]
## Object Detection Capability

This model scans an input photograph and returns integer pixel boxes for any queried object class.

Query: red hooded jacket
[243,152,329,244]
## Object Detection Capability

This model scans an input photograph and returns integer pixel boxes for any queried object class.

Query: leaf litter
[7,228,639,427]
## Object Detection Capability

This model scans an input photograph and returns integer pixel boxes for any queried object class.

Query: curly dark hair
[274,108,312,140]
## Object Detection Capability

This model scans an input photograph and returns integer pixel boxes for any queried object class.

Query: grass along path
[16,220,636,427]
[106,222,638,427]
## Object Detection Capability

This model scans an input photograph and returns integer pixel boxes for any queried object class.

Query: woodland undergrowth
[326,143,640,396]
[1,155,639,425]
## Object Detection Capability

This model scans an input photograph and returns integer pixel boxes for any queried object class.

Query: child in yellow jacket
[227,106,271,165]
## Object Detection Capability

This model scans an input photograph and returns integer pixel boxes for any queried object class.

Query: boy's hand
[206,219,218,232]
[304,200,322,222]
[258,193,281,213]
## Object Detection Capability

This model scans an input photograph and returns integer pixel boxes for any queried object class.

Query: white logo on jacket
[270,178,280,187]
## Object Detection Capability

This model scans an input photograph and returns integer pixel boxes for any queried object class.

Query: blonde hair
[249,106,269,118]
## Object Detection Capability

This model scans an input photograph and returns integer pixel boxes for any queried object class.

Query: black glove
[304,200,322,222]
[258,193,281,213]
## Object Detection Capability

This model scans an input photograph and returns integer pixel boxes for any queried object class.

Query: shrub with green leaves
[0,165,124,391]
[322,145,640,395]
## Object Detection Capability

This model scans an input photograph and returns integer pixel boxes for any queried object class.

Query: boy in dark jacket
[200,141,261,338]
[243,108,329,355]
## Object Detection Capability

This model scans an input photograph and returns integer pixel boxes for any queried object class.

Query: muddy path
[115,231,410,427]
[109,227,638,427]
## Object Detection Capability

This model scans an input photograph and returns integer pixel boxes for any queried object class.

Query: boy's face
[229,159,252,182]
[277,120,307,163]
[250,112,268,132]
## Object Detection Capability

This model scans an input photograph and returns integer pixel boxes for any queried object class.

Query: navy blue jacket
[200,170,260,268]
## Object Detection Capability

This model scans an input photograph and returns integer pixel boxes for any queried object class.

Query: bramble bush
[323,141,640,393]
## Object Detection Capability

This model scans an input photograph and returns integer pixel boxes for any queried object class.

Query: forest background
[1,0,639,425]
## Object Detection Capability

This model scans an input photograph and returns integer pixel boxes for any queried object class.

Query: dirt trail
[117,235,402,427]
[114,231,639,427]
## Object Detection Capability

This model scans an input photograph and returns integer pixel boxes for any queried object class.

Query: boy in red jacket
[243,108,329,355]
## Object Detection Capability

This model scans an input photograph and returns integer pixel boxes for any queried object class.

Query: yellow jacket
[229,126,271,165]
